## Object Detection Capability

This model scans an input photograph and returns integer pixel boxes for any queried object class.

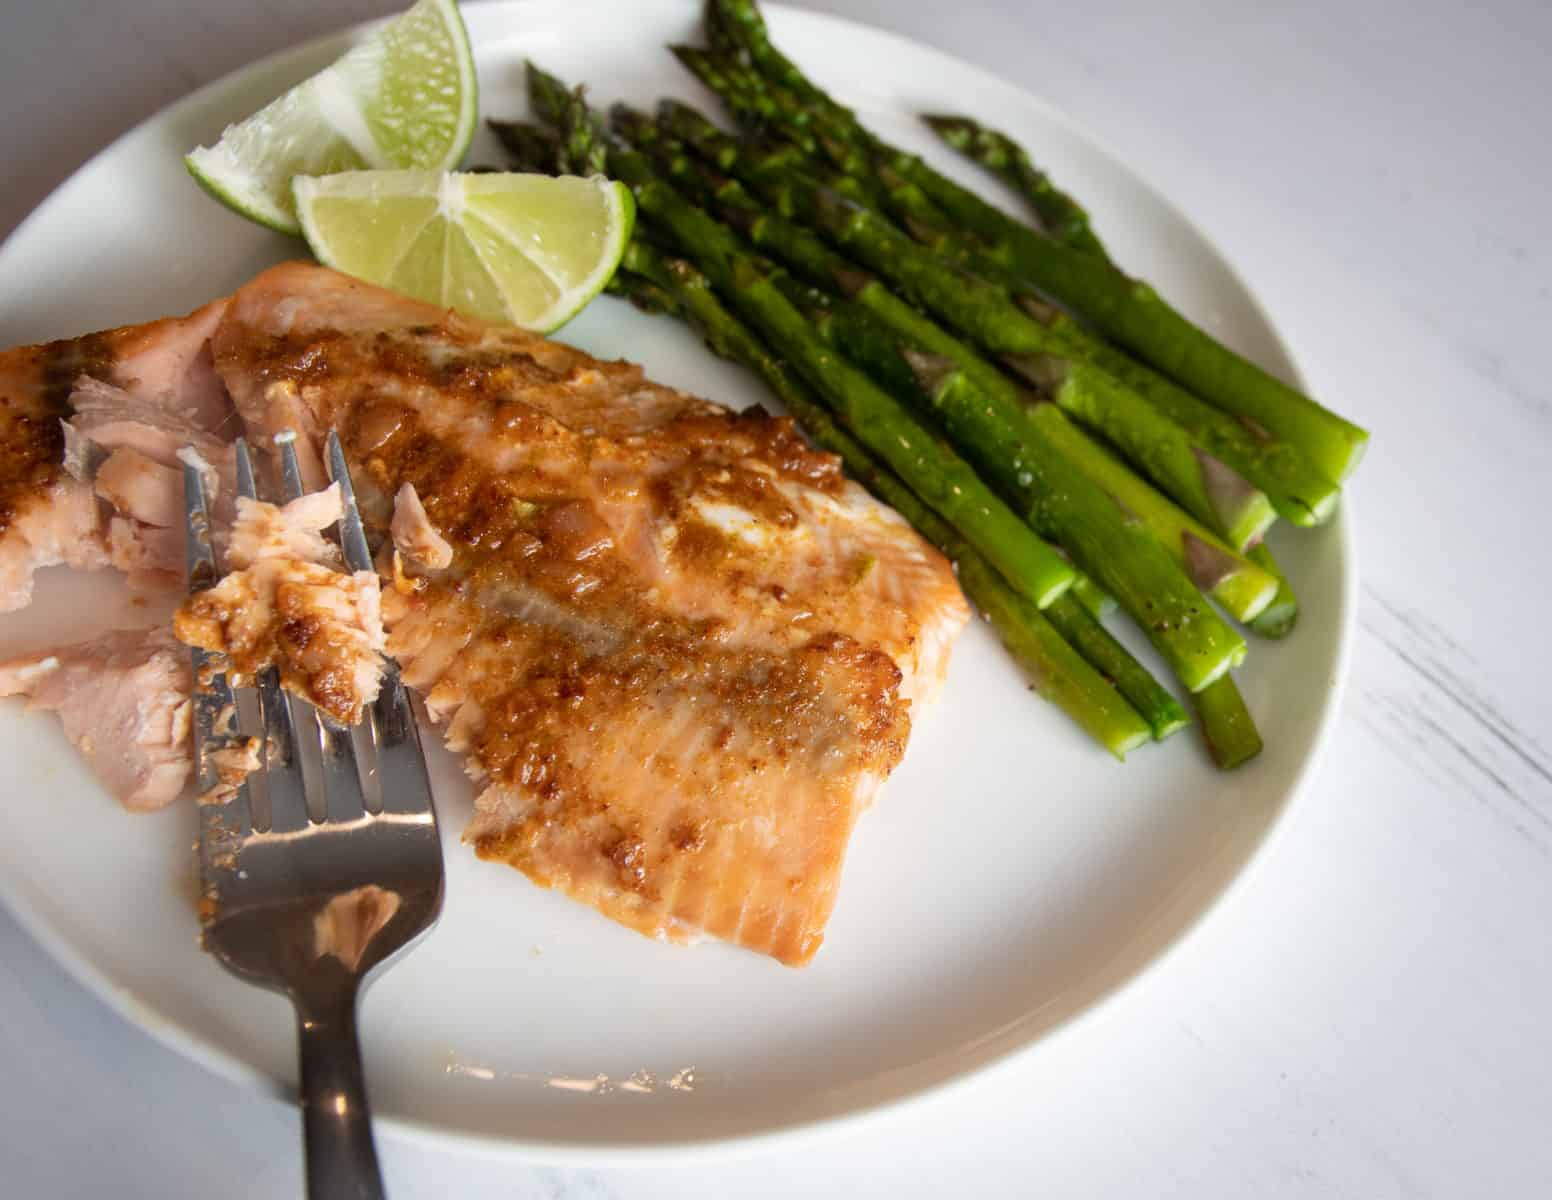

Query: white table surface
[3,1,1549,1195]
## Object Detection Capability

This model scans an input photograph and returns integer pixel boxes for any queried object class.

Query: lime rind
[538,182,634,332]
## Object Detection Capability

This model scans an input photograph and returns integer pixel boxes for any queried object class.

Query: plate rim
[0,0,1358,1163]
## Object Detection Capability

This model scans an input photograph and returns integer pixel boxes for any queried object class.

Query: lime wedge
[186,0,476,234]
[294,170,635,330]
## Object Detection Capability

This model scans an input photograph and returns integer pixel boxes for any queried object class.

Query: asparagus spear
[1069,568,1116,620]
[1042,593,1188,741]
[615,243,1153,757]
[1007,296,1339,529]
[921,113,1108,259]
[705,0,838,111]
[705,0,1369,485]
[1192,674,1263,769]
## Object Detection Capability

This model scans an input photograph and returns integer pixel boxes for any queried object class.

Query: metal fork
[184,431,443,1200]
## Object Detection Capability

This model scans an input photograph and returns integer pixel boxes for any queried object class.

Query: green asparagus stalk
[704,0,1369,485]
[705,0,838,112]
[488,118,562,173]
[1003,349,1276,551]
[1007,296,1339,529]
[1069,569,1117,620]
[960,560,1152,758]
[615,243,1152,757]
[1246,544,1298,638]
[1017,401,1277,622]
[1192,674,1263,768]
[1042,592,1188,741]
[921,113,1108,259]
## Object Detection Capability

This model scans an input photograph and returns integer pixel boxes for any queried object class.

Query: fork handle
[296,988,386,1200]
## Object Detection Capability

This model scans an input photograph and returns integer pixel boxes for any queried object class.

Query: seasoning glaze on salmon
[0,263,969,965]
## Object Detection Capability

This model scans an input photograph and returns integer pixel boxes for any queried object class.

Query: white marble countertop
[2,1,1549,1195]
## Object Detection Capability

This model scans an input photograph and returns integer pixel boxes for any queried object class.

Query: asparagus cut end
[1193,448,1278,551]
[1181,532,1278,622]
[1193,674,1264,769]
[1069,569,1118,620]
[902,349,958,397]
[1044,593,1189,742]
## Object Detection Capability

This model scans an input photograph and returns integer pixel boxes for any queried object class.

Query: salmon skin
[0,263,969,965]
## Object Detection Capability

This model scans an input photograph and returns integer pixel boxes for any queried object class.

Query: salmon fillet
[0,626,193,810]
[0,263,968,964]
[213,264,968,964]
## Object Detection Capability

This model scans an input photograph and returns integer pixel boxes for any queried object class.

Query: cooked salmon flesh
[0,263,969,964]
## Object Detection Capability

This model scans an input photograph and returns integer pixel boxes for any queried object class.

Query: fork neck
[294,981,386,1200]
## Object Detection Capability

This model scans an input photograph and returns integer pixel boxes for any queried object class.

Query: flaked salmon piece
[203,736,263,805]
[105,517,183,591]
[0,478,110,611]
[215,263,968,964]
[93,446,183,529]
[390,482,453,571]
[225,484,344,567]
[0,626,192,810]
[66,377,236,487]
[0,298,238,610]
[173,485,386,726]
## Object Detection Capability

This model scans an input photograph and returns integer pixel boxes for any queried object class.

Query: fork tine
[255,667,312,833]
[274,429,306,501]
[234,436,257,501]
[373,691,438,818]
[232,437,311,833]
[316,714,366,823]
[182,453,251,847]
[326,431,436,819]
[266,430,347,826]
[327,431,373,573]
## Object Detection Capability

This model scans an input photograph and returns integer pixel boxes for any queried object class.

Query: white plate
[0,0,1354,1160]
